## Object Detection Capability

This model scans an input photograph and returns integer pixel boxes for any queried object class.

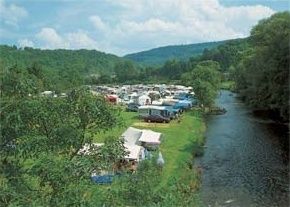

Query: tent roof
[121,127,142,145]
[139,130,161,144]
[124,144,143,160]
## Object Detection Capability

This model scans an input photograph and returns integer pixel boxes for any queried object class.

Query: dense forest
[124,40,226,66]
[0,46,130,91]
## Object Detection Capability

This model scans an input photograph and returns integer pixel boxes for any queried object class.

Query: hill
[0,45,124,75]
[124,40,227,66]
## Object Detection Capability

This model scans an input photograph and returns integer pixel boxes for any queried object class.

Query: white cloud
[18,39,34,48]
[89,15,108,32]
[99,0,275,54]
[35,27,99,50]
[0,0,28,26]
[17,0,276,55]
[66,31,98,49]
[36,27,68,49]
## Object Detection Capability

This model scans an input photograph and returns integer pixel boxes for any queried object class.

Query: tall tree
[234,11,290,121]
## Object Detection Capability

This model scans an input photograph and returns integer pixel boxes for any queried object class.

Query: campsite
[85,84,204,186]
[1,2,289,206]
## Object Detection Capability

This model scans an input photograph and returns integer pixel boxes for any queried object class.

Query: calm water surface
[198,90,289,207]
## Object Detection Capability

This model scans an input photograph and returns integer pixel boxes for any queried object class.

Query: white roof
[124,144,144,161]
[138,105,167,110]
[121,127,142,145]
[139,130,161,144]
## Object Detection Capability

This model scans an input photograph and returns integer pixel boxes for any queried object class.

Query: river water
[198,90,289,207]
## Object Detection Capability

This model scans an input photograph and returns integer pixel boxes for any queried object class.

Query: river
[198,90,289,207]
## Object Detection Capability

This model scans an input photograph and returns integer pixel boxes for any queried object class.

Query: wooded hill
[0,45,124,75]
[0,45,131,90]
[124,40,227,66]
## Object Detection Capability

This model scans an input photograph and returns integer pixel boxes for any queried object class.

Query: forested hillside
[124,40,226,66]
[0,45,129,90]
[0,46,122,74]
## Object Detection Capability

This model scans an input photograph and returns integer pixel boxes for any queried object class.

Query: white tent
[138,94,151,105]
[124,144,145,161]
[139,130,161,145]
[121,127,142,145]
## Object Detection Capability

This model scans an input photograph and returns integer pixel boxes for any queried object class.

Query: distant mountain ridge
[124,40,228,66]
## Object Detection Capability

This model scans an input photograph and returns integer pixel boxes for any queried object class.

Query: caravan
[138,105,171,123]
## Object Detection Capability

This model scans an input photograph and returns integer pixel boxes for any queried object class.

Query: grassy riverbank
[95,109,205,186]
[132,110,205,186]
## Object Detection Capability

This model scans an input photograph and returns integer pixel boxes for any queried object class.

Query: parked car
[126,103,140,112]
[138,105,171,123]
[144,114,171,123]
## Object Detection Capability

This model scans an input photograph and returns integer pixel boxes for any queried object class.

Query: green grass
[132,110,205,186]
[94,109,205,187]
[93,111,138,143]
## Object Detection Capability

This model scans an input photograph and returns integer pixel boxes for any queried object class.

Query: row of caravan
[137,97,197,123]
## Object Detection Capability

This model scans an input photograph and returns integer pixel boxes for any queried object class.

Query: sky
[0,0,289,56]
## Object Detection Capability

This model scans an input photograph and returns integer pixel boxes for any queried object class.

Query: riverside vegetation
[0,11,289,206]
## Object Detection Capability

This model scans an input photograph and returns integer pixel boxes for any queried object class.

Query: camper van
[138,105,171,123]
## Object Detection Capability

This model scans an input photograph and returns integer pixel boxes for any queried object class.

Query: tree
[0,66,125,206]
[183,60,221,107]
[234,11,290,121]
[114,61,139,83]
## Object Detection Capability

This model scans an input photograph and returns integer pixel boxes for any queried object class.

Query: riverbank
[132,110,205,187]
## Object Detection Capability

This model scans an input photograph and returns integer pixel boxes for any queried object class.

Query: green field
[95,109,205,186]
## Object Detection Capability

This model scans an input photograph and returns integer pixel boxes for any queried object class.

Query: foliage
[124,40,226,66]
[0,45,127,90]
[233,11,290,121]
[183,61,222,107]
[0,66,125,206]
[114,61,140,83]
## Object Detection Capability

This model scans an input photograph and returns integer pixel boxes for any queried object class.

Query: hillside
[0,45,124,75]
[124,40,227,66]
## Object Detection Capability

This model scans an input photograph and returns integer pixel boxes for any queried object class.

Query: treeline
[124,40,225,66]
[233,12,290,121]
[0,46,127,91]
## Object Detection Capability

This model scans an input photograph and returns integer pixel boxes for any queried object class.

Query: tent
[121,127,142,145]
[138,94,151,105]
[139,130,161,145]
[124,144,145,161]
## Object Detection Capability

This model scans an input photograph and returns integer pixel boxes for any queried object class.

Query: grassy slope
[94,110,205,187]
